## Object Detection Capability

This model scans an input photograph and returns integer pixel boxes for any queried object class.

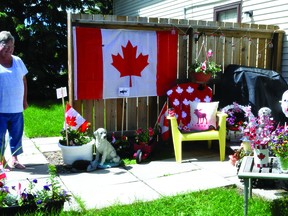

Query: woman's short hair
[0,31,15,44]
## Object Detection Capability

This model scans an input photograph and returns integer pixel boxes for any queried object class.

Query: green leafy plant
[189,49,221,78]
[59,126,92,146]
[135,127,159,144]
[111,134,132,158]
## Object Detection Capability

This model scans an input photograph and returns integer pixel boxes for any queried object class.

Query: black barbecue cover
[215,64,288,124]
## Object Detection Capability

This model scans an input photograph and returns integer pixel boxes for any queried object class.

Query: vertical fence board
[106,99,117,131]
[73,100,82,114]
[178,34,188,79]
[83,100,94,128]
[137,97,148,129]
[127,98,137,130]
[234,37,242,65]
[249,37,257,67]
[258,38,266,68]
[224,37,232,65]
[94,100,105,130]
[148,96,158,128]
[273,32,284,72]
[266,39,273,69]
[216,36,224,71]
[116,98,125,132]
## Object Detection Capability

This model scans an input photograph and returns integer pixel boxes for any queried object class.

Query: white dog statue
[258,107,272,119]
[87,128,120,171]
[257,107,272,133]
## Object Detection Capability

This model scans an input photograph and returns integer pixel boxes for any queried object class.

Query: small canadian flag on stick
[65,103,89,133]
[0,162,6,181]
[156,101,170,141]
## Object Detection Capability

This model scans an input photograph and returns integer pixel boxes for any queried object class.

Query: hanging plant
[189,49,222,79]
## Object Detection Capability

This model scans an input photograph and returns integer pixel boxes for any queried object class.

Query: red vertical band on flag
[156,32,178,96]
[76,27,103,99]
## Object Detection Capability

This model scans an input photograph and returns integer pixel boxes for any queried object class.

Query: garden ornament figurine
[258,107,272,126]
[257,107,273,134]
[281,90,288,117]
[87,128,121,171]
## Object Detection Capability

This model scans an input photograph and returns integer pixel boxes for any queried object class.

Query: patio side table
[238,156,288,216]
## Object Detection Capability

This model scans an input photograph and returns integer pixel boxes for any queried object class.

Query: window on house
[214,2,241,23]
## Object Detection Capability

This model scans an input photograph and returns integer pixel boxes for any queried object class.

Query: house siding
[113,0,288,80]
[113,0,193,19]
[242,0,288,80]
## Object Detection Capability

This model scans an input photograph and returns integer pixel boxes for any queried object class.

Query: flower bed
[0,165,70,213]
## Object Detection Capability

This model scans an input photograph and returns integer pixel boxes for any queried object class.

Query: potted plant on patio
[0,165,71,214]
[241,111,275,168]
[111,133,132,158]
[221,102,253,142]
[133,126,160,163]
[58,125,94,165]
[269,125,288,173]
[189,49,221,83]
[58,103,94,165]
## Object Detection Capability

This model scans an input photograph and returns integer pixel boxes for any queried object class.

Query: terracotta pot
[192,72,212,83]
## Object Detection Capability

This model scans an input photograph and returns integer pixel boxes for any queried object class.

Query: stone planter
[58,141,94,165]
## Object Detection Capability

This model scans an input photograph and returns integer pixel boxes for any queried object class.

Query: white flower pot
[58,141,94,165]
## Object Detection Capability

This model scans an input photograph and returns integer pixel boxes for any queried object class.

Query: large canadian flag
[73,27,178,100]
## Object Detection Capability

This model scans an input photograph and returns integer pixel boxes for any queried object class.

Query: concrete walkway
[4,137,288,211]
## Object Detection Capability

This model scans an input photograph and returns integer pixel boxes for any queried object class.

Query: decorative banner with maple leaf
[73,27,178,100]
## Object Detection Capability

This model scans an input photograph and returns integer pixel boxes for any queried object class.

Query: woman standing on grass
[0,31,28,170]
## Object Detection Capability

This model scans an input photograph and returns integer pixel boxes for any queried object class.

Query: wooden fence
[67,13,284,134]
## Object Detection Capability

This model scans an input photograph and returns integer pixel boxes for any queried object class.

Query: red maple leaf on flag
[111,40,149,87]
[66,116,77,127]
[257,153,266,160]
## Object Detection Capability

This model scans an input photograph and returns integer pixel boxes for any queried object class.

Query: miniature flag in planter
[156,102,170,141]
[0,162,6,181]
[65,104,89,132]
[73,27,178,100]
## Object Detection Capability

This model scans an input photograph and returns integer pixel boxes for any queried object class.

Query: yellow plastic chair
[166,83,228,163]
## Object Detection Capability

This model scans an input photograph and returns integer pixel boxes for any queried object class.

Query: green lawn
[57,186,284,216]
[24,100,64,138]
